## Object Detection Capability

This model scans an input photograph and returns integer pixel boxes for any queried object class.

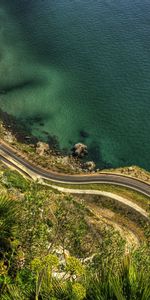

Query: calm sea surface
[0,0,150,169]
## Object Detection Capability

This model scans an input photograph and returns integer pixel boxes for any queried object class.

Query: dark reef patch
[0,109,37,144]
[88,140,112,169]
[79,130,89,139]
[0,109,62,153]
[0,79,42,95]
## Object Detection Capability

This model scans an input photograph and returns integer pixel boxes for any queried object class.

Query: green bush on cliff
[3,169,30,192]
[0,169,150,299]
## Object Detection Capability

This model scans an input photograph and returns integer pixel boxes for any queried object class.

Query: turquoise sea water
[0,0,150,169]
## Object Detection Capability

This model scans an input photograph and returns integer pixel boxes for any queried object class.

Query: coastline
[0,138,150,217]
[0,113,150,185]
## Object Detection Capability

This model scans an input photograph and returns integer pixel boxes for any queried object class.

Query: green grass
[2,169,30,192]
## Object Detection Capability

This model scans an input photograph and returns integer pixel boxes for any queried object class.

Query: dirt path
[44,183,149,219]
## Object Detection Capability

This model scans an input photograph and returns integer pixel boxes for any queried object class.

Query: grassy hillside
[0,163,150,299]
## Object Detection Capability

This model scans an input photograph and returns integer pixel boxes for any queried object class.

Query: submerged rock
[72,143,88,158]
[79,130,89,138]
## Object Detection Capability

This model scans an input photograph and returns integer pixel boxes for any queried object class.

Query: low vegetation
[0,166,150,299]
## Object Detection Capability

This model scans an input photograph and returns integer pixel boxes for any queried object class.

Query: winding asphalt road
[0,141,150,198]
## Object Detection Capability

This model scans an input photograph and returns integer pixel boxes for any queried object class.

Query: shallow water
[0,0,150,170]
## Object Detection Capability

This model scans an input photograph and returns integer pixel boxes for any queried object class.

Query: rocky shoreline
[0,109,150,182]
[0,111,96,174]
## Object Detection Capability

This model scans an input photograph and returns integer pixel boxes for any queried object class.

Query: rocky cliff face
[84,161,96,171]
[72,143,88,158]
[36,141,49,156]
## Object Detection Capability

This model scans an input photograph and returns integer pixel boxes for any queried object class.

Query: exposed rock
[36,141,49,156]
[128,167,133,171]
[4,131,14,143]
[61,156,70,165]
[84,161,96,171]
[72,143,88,158]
